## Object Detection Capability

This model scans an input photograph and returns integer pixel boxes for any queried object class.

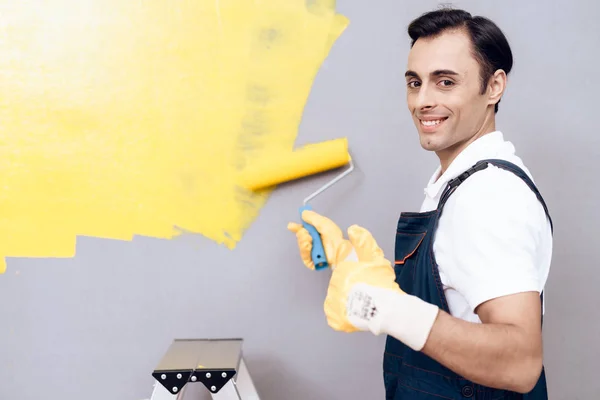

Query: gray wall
[1,0,598,399]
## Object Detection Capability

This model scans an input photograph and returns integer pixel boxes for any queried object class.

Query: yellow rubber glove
[323,224,401,332]
[324,225,440,351]
[287,210,354,270]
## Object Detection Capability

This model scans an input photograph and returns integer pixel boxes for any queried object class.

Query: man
[288,7,553,399]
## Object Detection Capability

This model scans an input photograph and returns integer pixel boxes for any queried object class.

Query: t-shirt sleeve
[444,167,547,311]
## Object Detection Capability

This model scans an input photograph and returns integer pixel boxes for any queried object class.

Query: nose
[413,84,436,111]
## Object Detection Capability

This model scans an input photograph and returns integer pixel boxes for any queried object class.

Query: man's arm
[421,291,543,393]
[416,168,549,392]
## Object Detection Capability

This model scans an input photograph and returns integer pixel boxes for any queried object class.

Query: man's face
[405,28,495,165]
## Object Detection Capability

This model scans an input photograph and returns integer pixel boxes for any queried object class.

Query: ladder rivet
[173,387,178,393]
[222,372,227,378]
[211,386,217,392]
[177,373,182,379]
[206,372,211,378]
[161,374,166,380]
[191,375,197,382]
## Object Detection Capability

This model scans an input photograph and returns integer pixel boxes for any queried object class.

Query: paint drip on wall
[0,0,349,272]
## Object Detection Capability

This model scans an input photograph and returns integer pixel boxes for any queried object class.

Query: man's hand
[287,210,354,270]
[324,224,402,332]
[324,225,440,351]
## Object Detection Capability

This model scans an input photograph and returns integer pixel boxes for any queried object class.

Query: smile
[420,118,447,126]
[419,117,448,131]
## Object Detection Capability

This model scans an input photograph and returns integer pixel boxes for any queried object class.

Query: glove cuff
[346,284,439,351]
[380,292,439,351]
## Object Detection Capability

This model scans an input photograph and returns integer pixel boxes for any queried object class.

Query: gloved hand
[287,210,355,270]
[324,225,440,351]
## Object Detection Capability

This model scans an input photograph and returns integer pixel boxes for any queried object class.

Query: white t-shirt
[420,131,553,323]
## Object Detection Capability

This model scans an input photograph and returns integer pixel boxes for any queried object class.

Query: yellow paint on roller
[0,0,349,272]
[237,137,351,191]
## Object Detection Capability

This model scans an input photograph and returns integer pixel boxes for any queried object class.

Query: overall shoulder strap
[438,159,554,233]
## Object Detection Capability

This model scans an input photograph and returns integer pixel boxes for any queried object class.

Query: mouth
[419,117,448,132]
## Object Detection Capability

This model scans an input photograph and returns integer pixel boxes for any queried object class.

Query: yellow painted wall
[0,0,349,272]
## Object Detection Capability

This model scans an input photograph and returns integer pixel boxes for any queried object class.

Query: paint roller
[238,137,354,270]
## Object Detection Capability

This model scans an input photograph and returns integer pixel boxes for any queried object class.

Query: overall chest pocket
[394,230,427,286]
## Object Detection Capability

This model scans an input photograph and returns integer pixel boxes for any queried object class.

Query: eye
[439,79,454,87]
[407,80,421,88]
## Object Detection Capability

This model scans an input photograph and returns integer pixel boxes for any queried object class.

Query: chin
[417,132,441,151]
[414,122,451,152]
[419,140,441,152]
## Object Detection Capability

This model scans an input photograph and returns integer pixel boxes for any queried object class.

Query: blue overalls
[383,159,553,400]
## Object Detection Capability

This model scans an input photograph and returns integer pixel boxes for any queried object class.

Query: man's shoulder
[448,158,548,223]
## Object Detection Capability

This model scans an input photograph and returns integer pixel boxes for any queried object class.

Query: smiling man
[288,7,553,399]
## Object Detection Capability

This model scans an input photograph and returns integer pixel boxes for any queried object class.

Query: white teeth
[421,119,444,126]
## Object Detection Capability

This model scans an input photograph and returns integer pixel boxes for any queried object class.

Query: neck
[437,117,496,175]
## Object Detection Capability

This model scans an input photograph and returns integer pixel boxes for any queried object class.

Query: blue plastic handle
[299,203,329,270]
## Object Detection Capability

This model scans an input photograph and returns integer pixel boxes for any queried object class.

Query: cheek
[459,96,486,123]
[444,92,464,111]
[445,93,477,124]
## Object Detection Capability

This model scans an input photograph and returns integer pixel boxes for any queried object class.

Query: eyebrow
[405,69,460,79]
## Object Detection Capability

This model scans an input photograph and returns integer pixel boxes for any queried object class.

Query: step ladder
[149,338,260,400]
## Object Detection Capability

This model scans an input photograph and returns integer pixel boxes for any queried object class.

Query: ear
[487,69,507,107]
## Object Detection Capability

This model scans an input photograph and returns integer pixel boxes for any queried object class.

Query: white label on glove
[346,283,386,334]
[347,289,378,321]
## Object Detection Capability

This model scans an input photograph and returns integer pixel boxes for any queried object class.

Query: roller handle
[299,204,329,270]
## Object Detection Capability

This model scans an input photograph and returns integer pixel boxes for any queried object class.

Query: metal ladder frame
[149,338,260,400]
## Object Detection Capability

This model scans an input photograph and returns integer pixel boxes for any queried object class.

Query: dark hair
[408,7,513,113]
